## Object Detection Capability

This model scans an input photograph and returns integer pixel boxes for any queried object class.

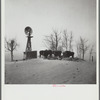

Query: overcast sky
[5,0,96,53]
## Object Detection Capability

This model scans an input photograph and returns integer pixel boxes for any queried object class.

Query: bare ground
[5,58,96,84]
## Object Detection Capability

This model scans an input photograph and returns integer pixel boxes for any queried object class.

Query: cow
[63,51,74,58]
[47,50,52,57]
[52,51,62,58]
[43,50,52,58]
[39,50,45,57]
[39,50,52,58]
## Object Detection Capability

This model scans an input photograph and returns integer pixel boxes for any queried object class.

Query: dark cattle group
[63,51,74,58]
[39,50,74,59]
[40,50,52,58]
[52,51,62,58]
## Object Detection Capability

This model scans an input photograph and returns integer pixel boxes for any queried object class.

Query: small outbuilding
[23,51,37,59]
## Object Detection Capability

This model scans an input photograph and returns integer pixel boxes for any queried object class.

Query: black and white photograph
[5,0,97,84]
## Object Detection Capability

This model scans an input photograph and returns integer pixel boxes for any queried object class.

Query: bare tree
[44,29,61,51]
[5,38,18,61]
[53,29,61,50]
[89,45,94,61]
[76,41,82,58]
[69,31,73,51]
[58,45,63,51]
[62,29,69,51]
[79,37,89,60]
[44,34,55,50]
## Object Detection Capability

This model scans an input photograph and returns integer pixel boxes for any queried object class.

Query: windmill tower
[24,26,33,52]
[23,26,37,59]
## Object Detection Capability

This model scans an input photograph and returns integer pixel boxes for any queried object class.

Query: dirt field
[5,58,96,84]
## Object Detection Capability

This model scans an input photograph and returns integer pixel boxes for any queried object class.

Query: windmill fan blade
[24,26,33,35]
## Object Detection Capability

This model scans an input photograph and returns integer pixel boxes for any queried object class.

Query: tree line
[44,29,94,60]
[5,29,94,61]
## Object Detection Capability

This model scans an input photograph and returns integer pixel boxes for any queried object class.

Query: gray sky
[5,0,96,53]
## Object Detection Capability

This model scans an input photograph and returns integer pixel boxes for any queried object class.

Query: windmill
[24,26,33,52]
[23,26,37,59]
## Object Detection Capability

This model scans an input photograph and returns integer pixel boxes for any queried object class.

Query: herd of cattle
[39,50,74,59]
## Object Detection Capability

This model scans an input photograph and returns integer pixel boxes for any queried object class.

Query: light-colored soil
[5,58,96,84]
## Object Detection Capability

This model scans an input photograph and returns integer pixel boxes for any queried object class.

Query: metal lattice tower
[24,26,33,52]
